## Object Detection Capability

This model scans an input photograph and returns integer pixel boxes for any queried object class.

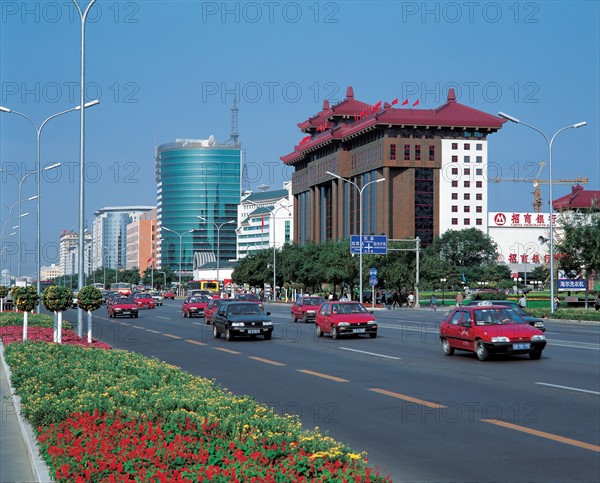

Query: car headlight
[337,322,350,326]
[534,322,544,328]
[307,310,315,314]
[263,321,273,326]
[491,336,510,343]
[368,321,377,325]
[532,335,546,341]
[114,308,121,311]
[231,322,244,327]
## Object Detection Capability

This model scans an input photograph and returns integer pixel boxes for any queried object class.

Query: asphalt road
[71,300,600,482]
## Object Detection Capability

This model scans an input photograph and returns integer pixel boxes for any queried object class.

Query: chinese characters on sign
[491,212,553,228]
[557,279,587,291]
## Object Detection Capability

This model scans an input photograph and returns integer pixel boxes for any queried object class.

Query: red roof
[283,87,506,164]
[553,185,600,210]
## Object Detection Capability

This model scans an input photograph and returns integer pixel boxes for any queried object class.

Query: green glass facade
[156,141,241,273]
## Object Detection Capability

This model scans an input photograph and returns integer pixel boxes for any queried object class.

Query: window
[476,193,483,200]
[464,181,470,188]
[476,168,483,176]
[476,181,482,188]
[452,155,458,162]
[452,218,458,225]
[429,145,435,161]
[464,168,471,175]
[452,167,458,175]
[476,218,483,225]
[476,143,483,151]
[452,181,458,187]
[464,193,470,200]
[452,143,458,150]
[404,144,410,161]
[464,206,470,213]
[451,193,458,200]
[464,156,471,163]
[464,218,471,225]
[415,145,421,161]
[476,156,483,163]
[464,143,470,150]
[476,206,482,213]
[452,206,458,212]
[390,144,396,160]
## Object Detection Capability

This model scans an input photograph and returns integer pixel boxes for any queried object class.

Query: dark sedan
[212,302,273,341]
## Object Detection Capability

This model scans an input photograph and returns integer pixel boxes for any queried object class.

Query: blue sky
[1,0,599,277]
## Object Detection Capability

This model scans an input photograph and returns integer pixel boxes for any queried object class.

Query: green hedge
[528,307,600,322]
[0,312,73,330]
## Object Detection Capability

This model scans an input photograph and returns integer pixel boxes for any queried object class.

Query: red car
[291,296,325,323]
[233,293,264,311]
[107,297,139,318]
[163,290,175,300]
[134,293,155,309]
[182,296,209,318]
[315,301,378,339]
[440,305,547,361]
[203,298,230,324]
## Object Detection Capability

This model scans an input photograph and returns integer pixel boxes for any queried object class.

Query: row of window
[451,143,483,150]
[451,155,483,163]
[451,206,483,213]
[451,193,483,200]
[451,180,484,188]
[451,218,483,226]
[389,144,436,162]
[451,167,484,176]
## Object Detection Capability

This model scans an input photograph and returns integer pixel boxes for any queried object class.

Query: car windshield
[117,298,134,304]
[332,303,368,314]
[189,297,206,303]
[228,304,262,316]
[238,294,260,301]
[474,308,526,325]
[304,297,324,306]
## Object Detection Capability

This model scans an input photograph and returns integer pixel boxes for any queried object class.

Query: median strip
[482,419,600,453]
[297,369,349,383]
[369,388,446,409]
[248,356,286,366]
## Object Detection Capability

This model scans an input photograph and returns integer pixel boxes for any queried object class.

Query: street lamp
[499,112,586,313]
[162,226,194,288]
[18,163,61,277]
[156,271,167,290]
[0,100,99,314]
[268,204,291,302]
[326,171,385,304]
[440,278,447,305]
[197,216,235,289]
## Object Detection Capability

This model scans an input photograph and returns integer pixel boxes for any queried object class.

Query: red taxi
[203,298,229,324]
[440,305,547,361]
[182,295,210,318]
[133,292,155,309]
[107,297,139,318]
[233,293,264,311]
[162,290,175,300]
[315,301,378,339]
[291,296,325,323]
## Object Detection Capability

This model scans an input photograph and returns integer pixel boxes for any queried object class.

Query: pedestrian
[430,294,437,311]
[407,292,415,309]
[518,293,527,309]
[456,292,463,307]
[553,296,560,311]
[392,292,400,309]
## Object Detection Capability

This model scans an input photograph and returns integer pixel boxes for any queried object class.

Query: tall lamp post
[268,204,291,302]
[440,278,447,305]
[18,163,61,277]
[0,100,99,314]
[162,227,194,288]
[499,112,586,313]
[156,271,167,290]
[197,216,235,287]
[326,171,385,304]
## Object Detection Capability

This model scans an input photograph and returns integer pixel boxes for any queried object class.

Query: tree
[42,286,73,343]
[0,285,8,312]
[555,210,600,279]
[11,286,39,342]
[77,286,103,343]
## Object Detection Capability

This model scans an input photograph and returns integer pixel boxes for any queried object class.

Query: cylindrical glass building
[155,137,241,276]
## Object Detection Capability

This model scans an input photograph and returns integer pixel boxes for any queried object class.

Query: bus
[110,282,132,296]
[187,280,219,296]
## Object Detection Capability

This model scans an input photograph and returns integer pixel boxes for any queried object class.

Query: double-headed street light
[498,112,586,313]
[197,216,235,288]
[0,100,99,313]
[162,227,194,288]
[326,171,385,304]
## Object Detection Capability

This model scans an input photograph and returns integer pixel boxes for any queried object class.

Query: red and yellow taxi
[182,295,210,318]
[315,301,378,339]
[291,296,325,323]
[440,305,547,361]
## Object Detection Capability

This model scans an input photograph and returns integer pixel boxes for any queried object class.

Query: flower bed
[0,326,110,349]
[2,342,391,481]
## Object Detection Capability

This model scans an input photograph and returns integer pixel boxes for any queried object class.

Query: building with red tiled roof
[552,185,600,212]
[281,86,505,244]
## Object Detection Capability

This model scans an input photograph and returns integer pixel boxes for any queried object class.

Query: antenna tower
[241,149,251,193]
[230,98,239,144]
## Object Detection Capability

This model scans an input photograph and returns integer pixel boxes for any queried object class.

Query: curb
[0,342,52,482]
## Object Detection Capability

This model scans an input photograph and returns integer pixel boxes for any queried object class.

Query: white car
[150,291,163,306]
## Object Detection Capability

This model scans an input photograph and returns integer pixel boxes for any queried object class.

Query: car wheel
[442,338,454,356]
[130,314,134,318]
[291,312,296,322]
[331,326,339,340]
[316,324,323,337]
[369,332,377,339]
[213,325,220,339]
[264,331,272,341]
[475,340,489,361]
[225,328,234,341]
[529,349,542,360]
[134,314,138,318]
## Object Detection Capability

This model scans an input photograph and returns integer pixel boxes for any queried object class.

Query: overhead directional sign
[350,235,388,255]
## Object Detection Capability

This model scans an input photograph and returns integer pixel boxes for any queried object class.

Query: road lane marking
[369,388,446,409]
[297,369,349,383]
[214,347,241,355]
[249,356,286,366]
[192,322,205,326]
[146,329,161,334]
[163,333,182,339]
[548,340,600,350]
[185,339,207,346]
[156,316,171,320]
[482,419,600,453]
[535,382,600,395]
[339,347,402,360]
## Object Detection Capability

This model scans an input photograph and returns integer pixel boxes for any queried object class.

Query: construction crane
[490,161,589,213]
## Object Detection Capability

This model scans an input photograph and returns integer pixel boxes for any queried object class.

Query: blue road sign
[369,277,378,286]
[369,267,378,277]
[557,279,587,291]
[350,235,388,255]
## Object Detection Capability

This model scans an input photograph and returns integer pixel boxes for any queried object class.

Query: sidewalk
[0,343,51,482]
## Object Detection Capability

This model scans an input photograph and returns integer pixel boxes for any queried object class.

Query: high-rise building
[236,182,293,259]
[126,208,157,275]
[155,136,241,275]
[59,230,92,276]
[281,86,504,245]
[92,206,155,271]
